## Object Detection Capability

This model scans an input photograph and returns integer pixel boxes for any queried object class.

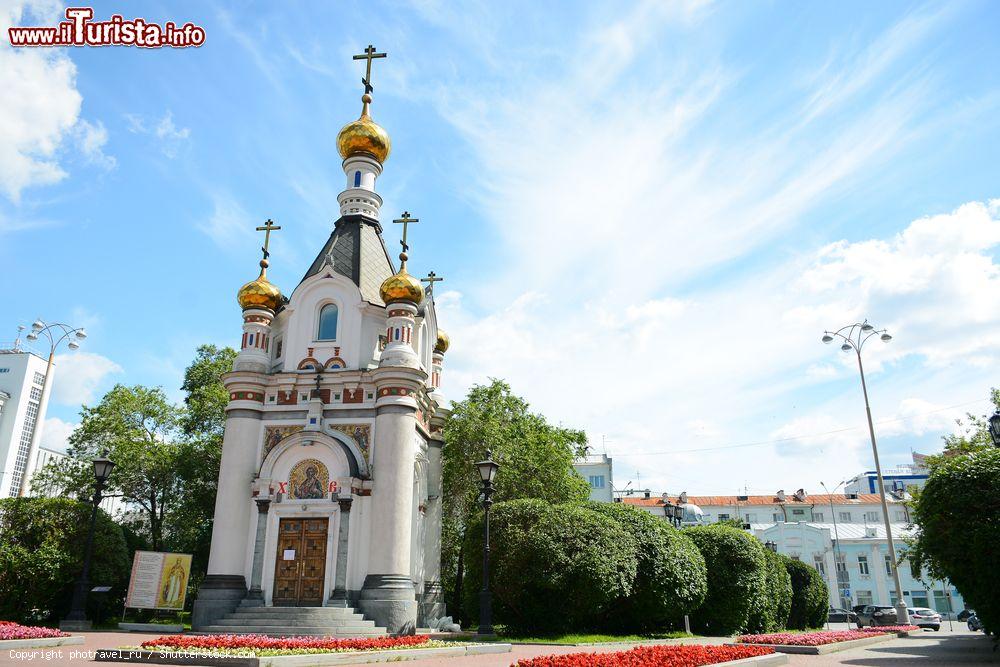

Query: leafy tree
[33,385,184,551]
[785,556,829,629]
[0,497,129,623]
[588,502,707,632]
[180,345,237,439]
[686,524,768,635]
[462,500,637,633]
[747,548,792,633]
[442,380,590,620]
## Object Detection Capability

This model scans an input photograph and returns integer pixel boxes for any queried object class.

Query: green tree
[442,379,590,621]
[747,548,793,633]
[0,497,129,623]
[34,385,184,551]
[686,524,768,635]
[785,557,829,630]
[180,345,237,439]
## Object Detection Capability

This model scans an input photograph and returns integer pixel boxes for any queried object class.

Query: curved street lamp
[18,320,87,497]
[474,450,499,637]
[821,320,908,625]
[988,408,1000,447]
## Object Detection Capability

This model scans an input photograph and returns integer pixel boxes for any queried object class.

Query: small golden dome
[380,269,424,305]
[237,260,283,312]
[435,329,450,354]
[337,94,391,163]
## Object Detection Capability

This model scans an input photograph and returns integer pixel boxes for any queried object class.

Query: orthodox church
[192,49,449,635]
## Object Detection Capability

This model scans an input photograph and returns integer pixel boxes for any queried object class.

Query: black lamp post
[988,409,1000,447]
[765,540,777,552]
[475,450,499,637]
[61,454,114,630]
[673,504,684,528]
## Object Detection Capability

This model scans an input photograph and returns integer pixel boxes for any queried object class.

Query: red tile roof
[622,493,889,507]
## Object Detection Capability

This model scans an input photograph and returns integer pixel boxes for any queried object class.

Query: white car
[908,607,941,631]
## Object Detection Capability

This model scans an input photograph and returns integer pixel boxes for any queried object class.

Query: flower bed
[859,625,919,633]
[0,622,69,641]
[737,630,877,646]
[139,633,449,657]
[513,644,775,667]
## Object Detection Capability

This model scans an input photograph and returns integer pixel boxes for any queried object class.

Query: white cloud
[74,119,116,170]
[50,352,123,406]
[0,0,110,201]
[199,193,254,249]
[40,416,76,454]
[121,110,190,158]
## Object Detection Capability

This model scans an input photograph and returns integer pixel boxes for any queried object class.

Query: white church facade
[192,52,450,635]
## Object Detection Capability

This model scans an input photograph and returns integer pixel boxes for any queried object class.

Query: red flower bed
[141,634,431,652]
[0,622,69,640]
[737,630,880,646]
[859,625,918,633]
[514,644,774,667]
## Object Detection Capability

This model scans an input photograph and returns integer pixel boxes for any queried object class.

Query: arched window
[354,171,362,187]
[317,304,338,340]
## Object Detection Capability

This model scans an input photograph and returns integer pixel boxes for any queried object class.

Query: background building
[573,453,613,502]
[624,486,966,617]
[844,452,929,496]
[0,340,53,497]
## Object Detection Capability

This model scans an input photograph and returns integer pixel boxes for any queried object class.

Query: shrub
[746,548,792,633]
[686,525,768,635]
[588,502,707,632]
[785,557,828,630]
[910,448,1000,637]
[0,497,130,623]
[463,500,637,633]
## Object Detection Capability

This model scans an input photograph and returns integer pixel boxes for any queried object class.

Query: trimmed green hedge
[0,497,130,622]
[746,548,792,633]
[785,557,829,629]
[686,525,768,635]
[588,502,707,632]
[463,500,638,633]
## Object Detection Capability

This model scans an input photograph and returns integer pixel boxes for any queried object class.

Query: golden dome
[380,269,424,305]
[434,329,450,354]
[237,260,283,312]
[337,94,390,163]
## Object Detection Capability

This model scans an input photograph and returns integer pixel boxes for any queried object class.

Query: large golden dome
[380,269,424,305]
[237,260,283,312]
[337,94,390,163]
[435,329,450,354]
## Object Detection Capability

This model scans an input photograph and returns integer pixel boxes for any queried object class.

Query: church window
[317,304,339,340]
[354,171,362,187]
[274,338,283,359]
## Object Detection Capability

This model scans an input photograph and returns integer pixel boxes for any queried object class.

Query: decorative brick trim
[324,356,347,370]
[378,386,412,398]
[230,391,264,402]
[297,357,321,370]
[276,390,298,405]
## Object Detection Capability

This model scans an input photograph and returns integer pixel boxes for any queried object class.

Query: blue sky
[3,0,999,494]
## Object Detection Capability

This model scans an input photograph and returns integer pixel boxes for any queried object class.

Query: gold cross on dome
[255,218,281,259]
[353,44,387,94]
[393,211,419,267]
[421,271,444,295]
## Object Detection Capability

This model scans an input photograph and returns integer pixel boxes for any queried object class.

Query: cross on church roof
[255,219,281,260]
[421,271,443,296]
[393,211,419,269]
[353,44,387,95]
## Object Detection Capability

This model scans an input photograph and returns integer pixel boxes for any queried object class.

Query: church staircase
[197,603,388,637]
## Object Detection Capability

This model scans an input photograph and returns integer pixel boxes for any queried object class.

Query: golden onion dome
[337,94,391,163]
[237,260,283,312]
[434,329,450,354]
[380,269,424,305]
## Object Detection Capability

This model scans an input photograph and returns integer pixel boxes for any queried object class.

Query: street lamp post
[988,409,1000,447]
[822,320,909,625]
[60,454,115,631]
[20,320,87,497]
[475,450,499,637]
[820,480,849,609]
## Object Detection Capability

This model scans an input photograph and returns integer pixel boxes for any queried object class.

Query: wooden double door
[273,517,329,606]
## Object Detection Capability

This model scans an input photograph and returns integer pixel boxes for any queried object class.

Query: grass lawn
[494,630,697,644]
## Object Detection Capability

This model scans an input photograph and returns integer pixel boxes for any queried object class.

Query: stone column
[329,497,353,607]
[246,498,271,605]
[873,544,890,605]
[421,410,447,624]
[358,365,425,634]
[192,377,264,629]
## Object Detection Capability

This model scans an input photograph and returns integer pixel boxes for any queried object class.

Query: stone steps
[202,604,388,638]
[198,625,387,637]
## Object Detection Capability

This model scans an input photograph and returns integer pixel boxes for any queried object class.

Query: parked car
[967,613,983,632]
[852,604,868,616]
[957,608,974,621]
[856,605,898,627]
[908,607,941,631]
[828,607,859,623]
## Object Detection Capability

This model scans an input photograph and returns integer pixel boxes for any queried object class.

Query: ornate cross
[421,271,444,296]
[255,219,281,260]
[353,44,387,95]
[393,211,419,267]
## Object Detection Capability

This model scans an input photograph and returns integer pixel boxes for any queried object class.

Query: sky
[2,0,999,495]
